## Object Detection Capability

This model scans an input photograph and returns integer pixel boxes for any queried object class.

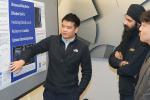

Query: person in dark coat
[109,4,149,100]
[10,13,92,100]
[134,10,150,100]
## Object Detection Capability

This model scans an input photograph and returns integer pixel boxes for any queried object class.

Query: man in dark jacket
[134,10,150,100]
[10,13,92,100]
[109,4,149,100]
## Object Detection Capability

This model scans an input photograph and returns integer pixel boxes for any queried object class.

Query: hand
[10,60,25,72]
[115,51,123,60]
[119,61,129,67]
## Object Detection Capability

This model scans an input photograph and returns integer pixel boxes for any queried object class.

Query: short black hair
[62,13,80,27]
[140,10,150,23]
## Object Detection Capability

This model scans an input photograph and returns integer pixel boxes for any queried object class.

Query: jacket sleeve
[20,37,51,63]
[109,43,123,69]
[143,73,150,100]
[117,45,149,77]
[77,45,92,95]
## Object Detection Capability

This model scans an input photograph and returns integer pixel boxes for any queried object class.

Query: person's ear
[75,27,79,33]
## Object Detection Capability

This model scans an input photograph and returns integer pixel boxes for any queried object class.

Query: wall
[37,0,58,36]
[58,0,150,58]
[80,58,119,100]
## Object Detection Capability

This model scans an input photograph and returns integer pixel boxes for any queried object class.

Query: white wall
[58,0,150,58]
[89,0,150,47]
[80,58,119,100]
[37,0,58,36]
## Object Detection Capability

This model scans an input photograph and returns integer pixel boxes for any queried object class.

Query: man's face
[139,22,150,45]
[122,15,137,41]
[123,15,136,31]
[60,20,78,39]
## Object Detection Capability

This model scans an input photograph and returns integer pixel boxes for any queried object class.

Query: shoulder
[45,35,59,41]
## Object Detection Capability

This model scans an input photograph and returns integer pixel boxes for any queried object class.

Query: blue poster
[9,0,37,82]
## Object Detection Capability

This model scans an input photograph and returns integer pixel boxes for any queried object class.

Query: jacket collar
[135,51,150,95]
[59,34,78,45]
